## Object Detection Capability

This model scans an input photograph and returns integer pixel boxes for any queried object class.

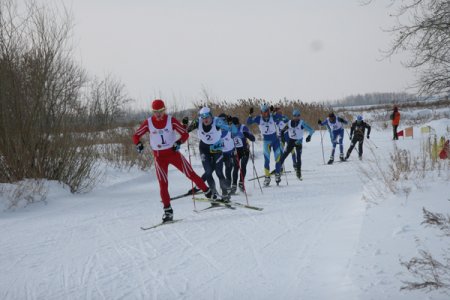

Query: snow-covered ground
[1,119,449,300]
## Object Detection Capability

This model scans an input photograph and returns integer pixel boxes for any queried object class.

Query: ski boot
[238,182,245,192]
[230,185,237,195]
[275,173,281,185]
[187,186,201,195]
[204,188,213,199]
[345,152,350,160]
[162,206,174,223]
[359,155,362,160]
[296,168,302,180]
[204,188,218,200]
[340,153,345,161]
[327,156,334,165]
[263,176,271,187]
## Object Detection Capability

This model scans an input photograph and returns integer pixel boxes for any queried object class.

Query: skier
[390,106,401,140]
[219,113,235,194]
[318,112,348,164]
[230,116,256,193]
[186,107,232,201]
[133,99,213,223]
[345,115,371,160]
[276,107,297,171]
[279,109,314,179]
[247,104,284,186]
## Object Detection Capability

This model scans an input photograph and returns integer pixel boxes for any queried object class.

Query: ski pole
[251,142,263,194]
[186,135,197,210]
[367,137,378,149]
[320,129,326,165]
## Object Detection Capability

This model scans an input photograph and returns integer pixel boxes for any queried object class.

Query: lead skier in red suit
[133,99,213,222]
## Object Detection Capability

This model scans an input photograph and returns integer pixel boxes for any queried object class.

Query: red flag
[397,130,404,137]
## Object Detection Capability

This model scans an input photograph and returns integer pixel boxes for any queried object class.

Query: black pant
[393,125,399,140]
[223,152,234,185]
[200,150,229,195]
[347,135,364,158]
[279,139,302,171]
[232,148,250,186]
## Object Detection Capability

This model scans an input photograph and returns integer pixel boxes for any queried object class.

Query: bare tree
[86,74,131,130]
[368,0,450,97]
[0,0,97,192]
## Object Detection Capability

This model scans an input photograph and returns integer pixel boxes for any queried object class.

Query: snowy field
[1,118,450,300]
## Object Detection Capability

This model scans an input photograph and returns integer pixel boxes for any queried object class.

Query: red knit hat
[152,99,165,112]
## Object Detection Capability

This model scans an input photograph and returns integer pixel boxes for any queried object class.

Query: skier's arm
[133,119,149,145]
[172,117,189,143]
[302,121,315,136]
[365,122,371,136]
[247,115,261,125]
[215,118,231,131]
[338,117,348,125]
[186,119,199,132]
[318,119,328,126]
[243,126,256,142]
[350,122,355,137]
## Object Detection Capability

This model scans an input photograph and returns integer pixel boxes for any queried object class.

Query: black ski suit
[346,120,371,159]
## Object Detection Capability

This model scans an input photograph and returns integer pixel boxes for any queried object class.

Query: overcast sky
[54,0,415,109]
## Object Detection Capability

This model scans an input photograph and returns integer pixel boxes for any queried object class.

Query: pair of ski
[170,188,202,200]
[248,170,292,181]
[141,198,263,231]
[193,197,263,211]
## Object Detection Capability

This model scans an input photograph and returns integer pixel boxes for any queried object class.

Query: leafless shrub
[0,0,98,193]
[421,208,450,236]
[359,140,449,202]
[401,250,450,291]
[0,179,47,209]
[400,208,450,292]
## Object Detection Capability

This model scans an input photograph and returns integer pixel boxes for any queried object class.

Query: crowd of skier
[133,99,380,223]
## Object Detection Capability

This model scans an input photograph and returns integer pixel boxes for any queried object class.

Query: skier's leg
[359,138,364,157]
[279,140,295,167]
[295,144,302,178]
[213,153,230,199]
[201,152,217,193]
[263,140,271,176]
[154,156,171,208]
[273,139,282,183]
[171,151,209,192]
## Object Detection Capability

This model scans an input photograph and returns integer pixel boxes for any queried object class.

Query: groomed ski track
[0,129,437,300]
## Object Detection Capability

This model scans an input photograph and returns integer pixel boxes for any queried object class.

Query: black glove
[270,105,274,112]
[172,140,182,151]
[367,135,370,139]
[136,141,144,153]
[349,135,352,140]
[306,135,311,143]
[249,107,254,115]
[182,116,189,125]
[317,119,322,125]
[226,115,233,124]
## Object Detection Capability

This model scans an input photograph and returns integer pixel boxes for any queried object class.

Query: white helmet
[199,107,212,118]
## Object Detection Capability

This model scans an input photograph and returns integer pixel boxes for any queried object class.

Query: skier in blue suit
[247,104,284,186]
[318,112,348,164]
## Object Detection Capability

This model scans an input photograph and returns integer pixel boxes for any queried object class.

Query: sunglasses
[153,108,165,113]
[200,113,211,119]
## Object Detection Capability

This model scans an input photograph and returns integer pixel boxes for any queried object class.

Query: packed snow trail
[1,127,449,299]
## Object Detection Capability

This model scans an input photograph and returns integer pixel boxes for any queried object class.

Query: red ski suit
[133,114,208,207]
